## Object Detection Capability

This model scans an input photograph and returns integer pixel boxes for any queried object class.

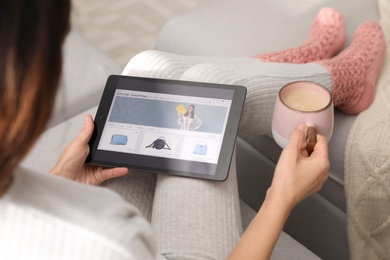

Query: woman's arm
[228,124,329,259]
[193,115,202,130]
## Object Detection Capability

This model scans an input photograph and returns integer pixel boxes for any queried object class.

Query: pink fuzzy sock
[254,7,346,63]
[316,21,386,115]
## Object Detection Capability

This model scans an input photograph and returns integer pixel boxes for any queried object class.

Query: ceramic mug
[272,81,334,148]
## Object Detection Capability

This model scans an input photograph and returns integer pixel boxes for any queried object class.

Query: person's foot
[316,21,386,115]
[254,7,346,63]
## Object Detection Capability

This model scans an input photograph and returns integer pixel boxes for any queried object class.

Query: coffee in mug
[282,89,330,112]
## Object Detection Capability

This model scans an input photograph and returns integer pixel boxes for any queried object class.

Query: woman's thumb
[77,114,94,144]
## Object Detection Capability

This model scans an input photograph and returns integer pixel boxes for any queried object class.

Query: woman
[0,0,148,258]
[177,104,202,131]
[0,1,384,259]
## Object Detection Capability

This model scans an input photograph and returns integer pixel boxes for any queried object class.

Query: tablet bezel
[86,75,246,181]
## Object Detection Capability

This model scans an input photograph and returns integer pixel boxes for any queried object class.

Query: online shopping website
[97,89,232,164]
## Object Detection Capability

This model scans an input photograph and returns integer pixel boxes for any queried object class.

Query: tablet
[86,75,247,181]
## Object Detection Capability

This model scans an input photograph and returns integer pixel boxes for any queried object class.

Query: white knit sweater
[0,168,157,260]
[344,0,390,258]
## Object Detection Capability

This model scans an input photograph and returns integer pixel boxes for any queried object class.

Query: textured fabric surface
[123,50,331,137]
[255,7,346,64]
[151,152,242,259]
[317,21,386,115]
[344,0,390,258]
[101,171,158,221]
[0,168,157,260]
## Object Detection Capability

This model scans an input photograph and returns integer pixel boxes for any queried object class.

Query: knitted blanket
[344,0,390,259]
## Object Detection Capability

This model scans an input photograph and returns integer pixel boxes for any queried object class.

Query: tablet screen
[87,75,246,181]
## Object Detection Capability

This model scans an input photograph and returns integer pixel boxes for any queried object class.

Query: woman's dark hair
[0,0,71,177]
[185,104,195,118]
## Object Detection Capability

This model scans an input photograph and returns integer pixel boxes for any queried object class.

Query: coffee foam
[282,89,329,112]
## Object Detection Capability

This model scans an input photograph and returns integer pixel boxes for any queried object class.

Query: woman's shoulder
[7,167,148,224]
[1,167,157,258]
[9,167,127,210]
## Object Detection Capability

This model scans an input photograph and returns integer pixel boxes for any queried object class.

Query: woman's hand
[269,123,329,210]
[228,124,329,260]
[50,114,128,185]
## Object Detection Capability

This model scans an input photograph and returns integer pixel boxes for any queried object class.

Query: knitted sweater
[0,168,158,260]
[344,0,390,258]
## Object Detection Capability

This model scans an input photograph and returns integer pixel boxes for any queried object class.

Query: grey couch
[155,0,380,259]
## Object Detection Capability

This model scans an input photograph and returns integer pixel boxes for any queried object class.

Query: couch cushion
[49,31,121,128]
